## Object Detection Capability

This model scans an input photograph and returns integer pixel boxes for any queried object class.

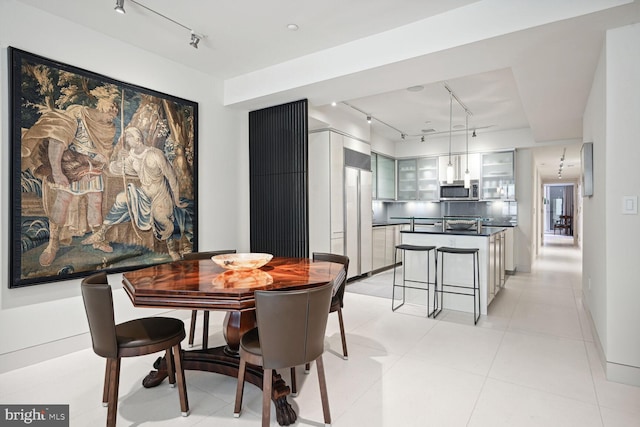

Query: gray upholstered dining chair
[182,249,236,349]
[233,281,333,427]
[292,253,349,395]
[313,252,350,360]
[81,271,189,427]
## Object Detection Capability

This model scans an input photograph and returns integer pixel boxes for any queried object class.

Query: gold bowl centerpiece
[212,253,273,271]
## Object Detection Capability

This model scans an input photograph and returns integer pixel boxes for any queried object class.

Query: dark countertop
[400,224,507,236]
[374,221,516,228]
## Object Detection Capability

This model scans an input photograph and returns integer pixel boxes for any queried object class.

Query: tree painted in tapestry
[10,48,198,287]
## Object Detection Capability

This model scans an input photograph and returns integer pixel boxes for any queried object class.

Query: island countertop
[389,216,506,236]
[400,224,506,237]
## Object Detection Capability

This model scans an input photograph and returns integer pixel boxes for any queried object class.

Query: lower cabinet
[489,234,497,302]
[372,228,386,270]
[371,225,399,271]
[488,229,507,304]
[504,227,515,272]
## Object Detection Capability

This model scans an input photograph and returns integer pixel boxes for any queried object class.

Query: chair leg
[290,367,298,396]
[172,344,190,416]
[316,355,331,426]
[188,310,198,347]
[262,368,273,427]
[102,359,111,407]
[202,311,210,349]
[165,348,176,386]
[305,362,311,373]
[337,308,348,360]
[106,358,121,427]
[233,356,247,417]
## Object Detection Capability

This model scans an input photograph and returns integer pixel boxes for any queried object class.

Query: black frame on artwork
[9,47,198,288]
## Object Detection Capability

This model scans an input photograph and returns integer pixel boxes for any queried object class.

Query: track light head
[366,115,372,124]
[401,133,406,140]
[421,135,425,142]
[114,0,125,14]
[472,130,477,138]
[190,32,200,49]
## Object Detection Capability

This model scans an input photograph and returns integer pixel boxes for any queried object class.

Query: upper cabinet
[397,159,418,200]
[438,153,480,183]
[372,153,395,200]
[481,150,515,200]
[397,157,439,201]
[417,157,439,201]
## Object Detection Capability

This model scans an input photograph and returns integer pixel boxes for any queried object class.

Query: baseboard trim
[607,361,640,387]
[0,333,92,374]
[581,290,640,387]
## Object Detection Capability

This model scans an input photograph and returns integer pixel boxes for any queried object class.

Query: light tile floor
[2,235,640,426]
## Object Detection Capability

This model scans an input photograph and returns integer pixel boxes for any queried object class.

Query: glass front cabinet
[397,159,417,200]
[372,153,396,200]
[397,157,438,201]
[417,157,439,201]
[481,150,515,200]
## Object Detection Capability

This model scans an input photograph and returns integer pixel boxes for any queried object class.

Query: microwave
[439,180,479,201]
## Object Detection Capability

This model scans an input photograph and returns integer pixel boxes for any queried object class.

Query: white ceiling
[15,0,640,181]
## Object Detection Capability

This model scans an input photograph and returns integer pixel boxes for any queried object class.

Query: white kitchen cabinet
[488,229,508,305]
[500,230,506,286]
[488,233,497,303]
[397,159,417,200]
[481,151,515,200]
[309,131,345,255]
[385,225,397,264]
[371,225,399,271]
[487,229,508,304]
[398,156,438,201]
[372,227,386,270]
[417,157,439,201]
[372,153,395,200]
[504,226,515,272]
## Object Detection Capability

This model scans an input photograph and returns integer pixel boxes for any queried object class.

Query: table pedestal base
[142,347,296,426]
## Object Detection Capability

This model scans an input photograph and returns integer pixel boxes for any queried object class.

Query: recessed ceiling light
[407,85,424,92]
[453,124,465,129]
[421,128,436,133]
[287,23,299,31]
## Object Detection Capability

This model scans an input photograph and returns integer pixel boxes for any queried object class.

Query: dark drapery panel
[249,99,308,257]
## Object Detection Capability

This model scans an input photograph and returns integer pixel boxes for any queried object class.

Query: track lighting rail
[341,83,476,142]
[114,0,203,48]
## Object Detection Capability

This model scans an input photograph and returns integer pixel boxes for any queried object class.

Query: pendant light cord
[448,92,453,163]
[465,114,469,172]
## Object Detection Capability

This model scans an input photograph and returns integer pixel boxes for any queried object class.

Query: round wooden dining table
[122,256,344,426]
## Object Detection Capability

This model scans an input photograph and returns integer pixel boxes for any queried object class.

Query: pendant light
[446,91,454,184]
[464,113,471,189]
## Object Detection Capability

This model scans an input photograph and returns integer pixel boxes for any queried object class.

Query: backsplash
[373,200,517,225]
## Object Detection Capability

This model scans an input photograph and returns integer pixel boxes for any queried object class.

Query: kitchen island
[393,217,507,316]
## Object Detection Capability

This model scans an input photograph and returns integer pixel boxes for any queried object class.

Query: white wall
[0,2,247,371]
[582,40,608,356]
[583,22,640,386]
[604,23,640,383]
[309,105,371,142]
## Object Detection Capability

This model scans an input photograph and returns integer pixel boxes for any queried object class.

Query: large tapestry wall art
[9,47,198,288]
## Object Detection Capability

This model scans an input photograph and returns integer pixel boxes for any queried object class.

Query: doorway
[543,184,574,242]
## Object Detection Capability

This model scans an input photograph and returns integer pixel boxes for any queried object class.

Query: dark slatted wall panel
[249,99,309,257]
